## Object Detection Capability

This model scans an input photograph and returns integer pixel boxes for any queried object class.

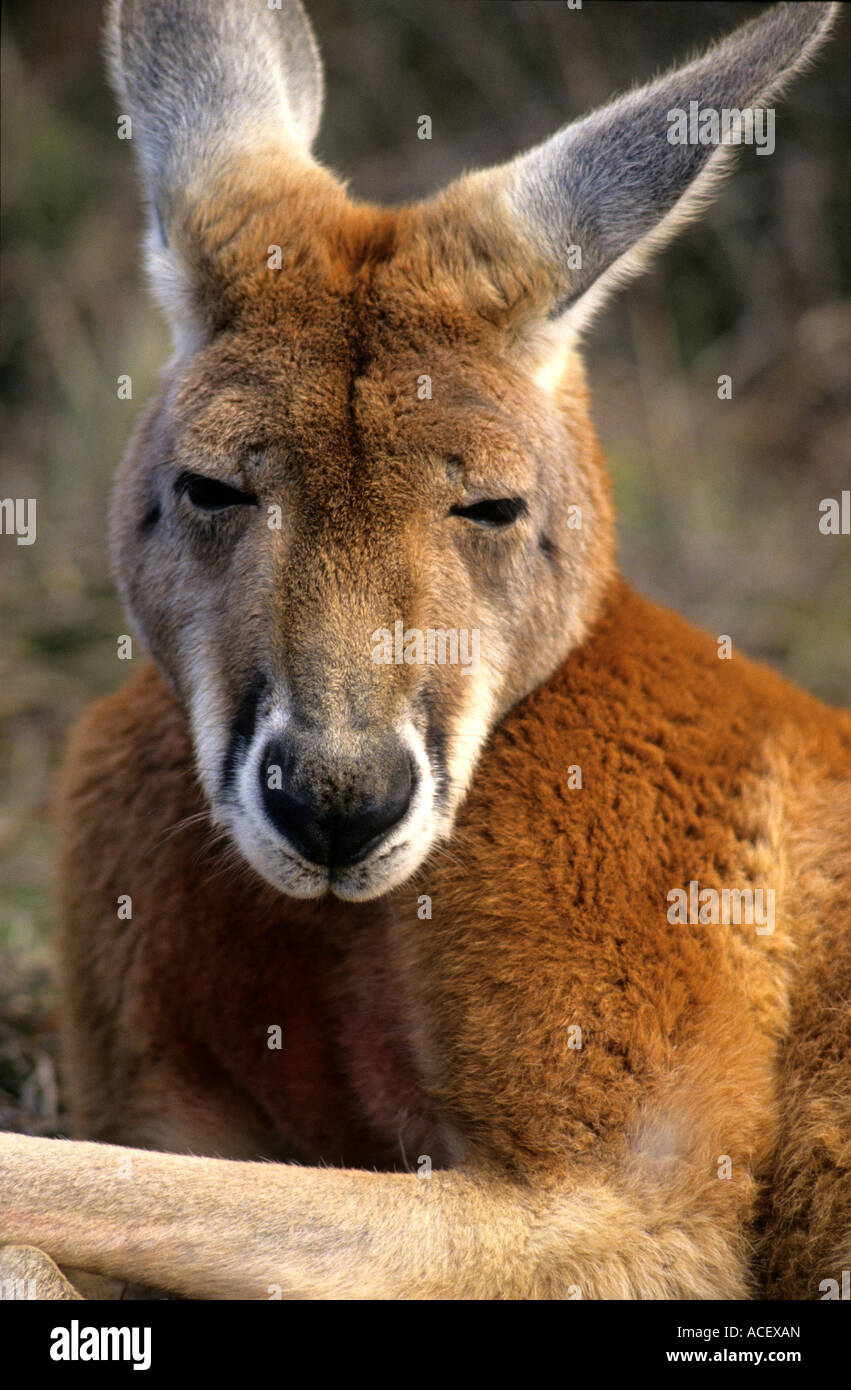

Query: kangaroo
[1,0,847,1302]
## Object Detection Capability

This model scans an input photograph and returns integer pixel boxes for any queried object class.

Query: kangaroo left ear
[106,0,326,351]
[432,1,838,338]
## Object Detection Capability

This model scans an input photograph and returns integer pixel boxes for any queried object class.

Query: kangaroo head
[107,0,835,900]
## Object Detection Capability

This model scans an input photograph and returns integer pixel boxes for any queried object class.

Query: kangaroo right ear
[430,0,838,344]
[106,0,325,349]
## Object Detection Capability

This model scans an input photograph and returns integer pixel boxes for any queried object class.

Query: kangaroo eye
[176,472,257,512]
[451,497,527,528]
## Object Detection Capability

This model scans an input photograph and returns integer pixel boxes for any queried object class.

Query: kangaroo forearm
[0,1134,747,1300]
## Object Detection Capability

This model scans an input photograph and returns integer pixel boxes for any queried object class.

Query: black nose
[259,737,414,868]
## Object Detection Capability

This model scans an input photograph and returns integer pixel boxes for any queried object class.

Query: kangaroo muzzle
[258,729,416,869]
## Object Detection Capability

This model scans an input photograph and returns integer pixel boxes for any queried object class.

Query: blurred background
[1,0,849,1133]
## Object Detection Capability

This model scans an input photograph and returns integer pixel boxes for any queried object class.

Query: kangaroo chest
[177,902,446,1171]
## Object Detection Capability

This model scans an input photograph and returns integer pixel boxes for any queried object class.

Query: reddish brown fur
[58,582,851,1296]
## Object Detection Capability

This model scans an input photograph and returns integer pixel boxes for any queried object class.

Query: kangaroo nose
[259,737,414,868]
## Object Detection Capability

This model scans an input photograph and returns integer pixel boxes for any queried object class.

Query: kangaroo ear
[106,0,324,348]
[440,1,838,338]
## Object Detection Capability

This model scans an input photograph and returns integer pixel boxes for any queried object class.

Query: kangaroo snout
[259,732,415,870]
